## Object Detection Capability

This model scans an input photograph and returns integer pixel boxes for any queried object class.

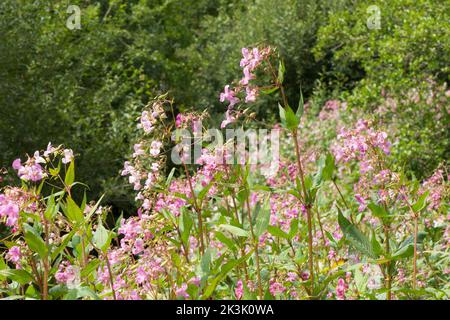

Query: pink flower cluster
[332,119,391,165]
[420,169,447,210]
[55,261,78,285]
[12,157,44,182]
[219,47,271,128]
[335,278,348,300]
[137,102,166,133]
[0,187,35,228]
[11,143,73,182]
[5,246,22,268]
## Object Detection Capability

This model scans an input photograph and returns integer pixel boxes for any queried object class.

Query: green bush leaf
[338,208,377,258]
[0,269,33,285]
[64,160,75,186]
[93,224,110,252]
[65,196,84,224]
[267,225,290,240]
[254,200,271,238]
[24,231,48,259]
[219,224,249,238]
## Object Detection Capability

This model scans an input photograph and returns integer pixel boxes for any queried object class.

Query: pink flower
[335,278,347,300]
[62,149,74,164]
[132,238,145,255]
[55,261,78,285]
[150,141,162,156]
[5,246,22,266]
[269,280,286,296]
[355,194,367,212]
[240,66,255,86]
[189,276,201,287]
[175,283,189,299]
[12,159,22,170]
[135,266,148,284]
[240,48,252,67]
[220,110,237,129]
[245,86,258,103]
[220,85,240,108]
[175,113,184,128]
[235,280,243,299]
[44,142,57,157]
[132,143,145,158]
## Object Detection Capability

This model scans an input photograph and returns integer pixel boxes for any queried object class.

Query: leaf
[24,231,48,259]
[84,194,105,222]
[219,224,249,238]
[44,194,58,220]
[260,86,279,95]
[80,260,100,278]
[0,269,33,285]
[371,230,383,257]
[64,286,100,300]
[278,103,299,130]
[368,202,389,218]
[412,191,429,212]
[215,231,236,252]
[267,225,290,240]
[296,86,305,119]
[93,224,110,252]
[391,232,427,260]
[288,218,299,240]
[322,153,335,181]
[201,247,212,274]
[165,168,176,187]
[180,211,193,245]
[338,208,377,258]
[201,250,253,299]
[65,196,84,224]
[51,229,77,261]
[254,200,271,238]
[64,160,75,186]
[277,60,285,84]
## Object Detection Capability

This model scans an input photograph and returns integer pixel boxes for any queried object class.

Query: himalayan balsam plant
[0,47,448,300]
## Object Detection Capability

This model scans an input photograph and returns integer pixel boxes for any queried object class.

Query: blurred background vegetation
[0,0,448,212]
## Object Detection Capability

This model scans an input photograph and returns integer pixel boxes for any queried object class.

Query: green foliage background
[0,0,448,208]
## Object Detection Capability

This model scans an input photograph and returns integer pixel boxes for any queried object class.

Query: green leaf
[24,231,48,259]
[219,224,249,238]
[80,260,100,278]
[371,230,383,257]
[0,269,33,285]
[63,286,100,300]
[201,250,253,299]
[267,225,290,240]
[215,231,236,252]
[201,247,212,274]
[277,60,285,84]
[84,194,105,222]
[338,208,376,258]
[260,86,279,95]
[322,153,335,181]
[412,191,429,212]
[368,202,389,218]
[65,160,75,186]
[254,200,271,238]
[296,86,304,119]
[93,224,110,252]
[288,218,299,240]
[180,210,193,245]
[44,194,58,220]
[65,196,84,224]
[51,229,77,261]
[391,232,427,260]
[278,103,299,130]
